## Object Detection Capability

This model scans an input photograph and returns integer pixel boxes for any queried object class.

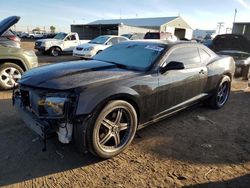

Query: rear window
[1,30,14,37]
[144,33,160,39]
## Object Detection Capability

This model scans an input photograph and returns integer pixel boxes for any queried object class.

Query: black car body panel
[15,40,235,150]
[20,60,139,90]
[209,34,250,77]
[211,34,250,53]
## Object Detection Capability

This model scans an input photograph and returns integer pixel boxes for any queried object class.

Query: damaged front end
[13,85,78,151]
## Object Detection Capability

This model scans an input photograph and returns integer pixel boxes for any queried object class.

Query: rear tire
[0,63,23,90]
[206,75,231,109]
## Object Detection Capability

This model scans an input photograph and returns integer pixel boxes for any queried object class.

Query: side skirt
[137,93,209,130]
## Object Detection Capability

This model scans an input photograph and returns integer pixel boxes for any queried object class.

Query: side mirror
[160,61,185,74]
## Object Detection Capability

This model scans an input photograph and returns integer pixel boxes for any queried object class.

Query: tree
[50,26,56,33]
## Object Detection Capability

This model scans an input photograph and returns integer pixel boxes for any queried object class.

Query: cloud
[236,0,250,9]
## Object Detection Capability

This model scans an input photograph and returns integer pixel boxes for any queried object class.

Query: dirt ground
[0,41,249,187]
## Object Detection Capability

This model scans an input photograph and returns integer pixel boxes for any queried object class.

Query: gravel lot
[0,41,249,187]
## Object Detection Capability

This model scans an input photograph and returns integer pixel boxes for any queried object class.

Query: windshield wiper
[97,60,128,69]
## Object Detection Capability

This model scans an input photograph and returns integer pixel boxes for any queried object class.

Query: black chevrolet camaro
[14,40,235,158]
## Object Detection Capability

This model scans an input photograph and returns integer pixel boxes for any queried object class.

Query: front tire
[50,47,61,57]
[0,63,23,90]
[207,75,231,109]
[85,100,138,158]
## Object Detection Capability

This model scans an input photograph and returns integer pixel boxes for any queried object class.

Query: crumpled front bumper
[13,95,50,139]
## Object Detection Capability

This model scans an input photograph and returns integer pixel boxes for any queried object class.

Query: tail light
[6,35,20,42]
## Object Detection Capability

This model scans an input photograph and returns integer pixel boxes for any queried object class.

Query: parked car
[19,32,29,38]
[144,32,178,42]
[73,35,128,59]
[0,29,21,48]
[122,33,145,40]
[0,16,38,90]
[43,33,57,39]
[209,34,250,76]
[35,32,89,56]
[203,39,213,48]
[28,32,44,39]
[13,40,235,158]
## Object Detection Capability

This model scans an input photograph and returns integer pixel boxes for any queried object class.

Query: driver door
[63,34,78,51]
[156,46,208,114]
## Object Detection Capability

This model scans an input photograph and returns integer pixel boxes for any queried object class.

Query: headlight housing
[84,47,94,51]
[24,50,36,57]
[38,96,68,117]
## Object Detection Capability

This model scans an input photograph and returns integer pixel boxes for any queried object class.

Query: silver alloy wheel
[96,107,132,153]
[217,82,229,106]
[51,48,59,56]
[0,67,21,88]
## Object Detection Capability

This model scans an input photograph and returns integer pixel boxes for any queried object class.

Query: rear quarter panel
[205,56,235,93]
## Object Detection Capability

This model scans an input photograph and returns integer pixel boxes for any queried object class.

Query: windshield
[89,36,110,44]
[121,34,132,39]
[93,42,166,71]
[54,32,67,40]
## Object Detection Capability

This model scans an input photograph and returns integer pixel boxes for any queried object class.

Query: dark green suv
[0,16,38,90]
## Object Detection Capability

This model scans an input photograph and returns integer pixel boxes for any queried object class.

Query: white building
[71,16,193,40]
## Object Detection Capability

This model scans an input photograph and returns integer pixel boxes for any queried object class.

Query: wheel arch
[76,88,141,124]
[95,94,140,124]
[0,58,27,71]
[49,46,62,52]
[223,71,232,81]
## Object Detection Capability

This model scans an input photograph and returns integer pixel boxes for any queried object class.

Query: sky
[0,0,250,32]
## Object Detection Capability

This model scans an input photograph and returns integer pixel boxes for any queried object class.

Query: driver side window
[108,38,119,45]
[166,47,201,68]
[66,35,76,41]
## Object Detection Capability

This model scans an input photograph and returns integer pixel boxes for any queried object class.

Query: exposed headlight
[84,47,94,51]
[38,96,68,117]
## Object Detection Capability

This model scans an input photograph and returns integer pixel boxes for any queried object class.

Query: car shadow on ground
[184,174,250,188]
[36,52,80,65]
[135,91,250,165]
[0,90,249,186]
[0,98,102,186]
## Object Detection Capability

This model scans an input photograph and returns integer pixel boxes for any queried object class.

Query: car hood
[0,16,20,36]
[77,43,106,48]
[19,60,139,90]
[36,39,59,43]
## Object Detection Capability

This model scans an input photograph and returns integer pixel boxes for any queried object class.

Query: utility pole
[233,9,237,23]
[232,9,237,33]
[217,22,224,34]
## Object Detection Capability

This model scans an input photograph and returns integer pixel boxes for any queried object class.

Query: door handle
[199,69,205,74]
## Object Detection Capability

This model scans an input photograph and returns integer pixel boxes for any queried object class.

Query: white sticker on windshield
[145,45,164,52]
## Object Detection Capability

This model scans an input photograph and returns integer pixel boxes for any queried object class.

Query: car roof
[98,35,123,38]
[121,39,199,47]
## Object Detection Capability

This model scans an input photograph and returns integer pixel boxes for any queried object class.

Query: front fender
[75,85,140,116]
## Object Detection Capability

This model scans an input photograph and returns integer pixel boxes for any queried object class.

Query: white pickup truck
[34,32,89,56]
